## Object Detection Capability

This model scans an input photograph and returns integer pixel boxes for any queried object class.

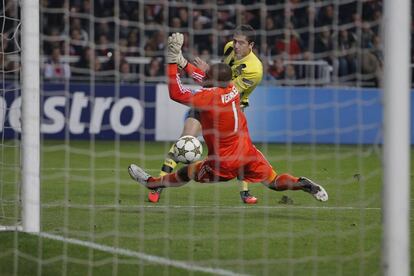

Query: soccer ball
[173,135,203,164]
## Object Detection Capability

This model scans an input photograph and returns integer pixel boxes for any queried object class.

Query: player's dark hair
[234,24,256,44]
[203,63,232,88]
[209,63,232,82]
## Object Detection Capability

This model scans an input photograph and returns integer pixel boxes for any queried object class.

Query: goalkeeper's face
[233,34,253,59]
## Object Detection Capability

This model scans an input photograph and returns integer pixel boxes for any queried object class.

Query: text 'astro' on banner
[0,83,156,140]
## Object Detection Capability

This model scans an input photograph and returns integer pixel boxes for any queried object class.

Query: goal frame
[21,0,40,233]
[382,0,411,275]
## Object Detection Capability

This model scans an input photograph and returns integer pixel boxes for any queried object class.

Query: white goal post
[21,0,40,233]
[382,0,411,275]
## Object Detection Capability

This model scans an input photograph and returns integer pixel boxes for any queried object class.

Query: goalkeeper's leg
[129,163,198,189]
[239,181,258,204]
[264,173,328,202]
[148,115,202,203]
[147,144,176,203]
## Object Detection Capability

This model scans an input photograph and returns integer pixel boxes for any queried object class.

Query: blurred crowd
[0,0,411,87]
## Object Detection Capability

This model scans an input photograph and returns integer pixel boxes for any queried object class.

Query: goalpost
[20,0,40,233]
[0,0,41,233]
[382,0,410,275]
[0,0,411,275]
[0,0,40,233]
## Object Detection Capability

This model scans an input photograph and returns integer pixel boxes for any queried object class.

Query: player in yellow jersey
[148,25,263,204]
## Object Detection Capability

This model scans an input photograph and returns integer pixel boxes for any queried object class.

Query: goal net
[0,0,410,275]
[0,0,22,231]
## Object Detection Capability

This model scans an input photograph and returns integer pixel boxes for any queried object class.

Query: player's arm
[168,64,193,105]
[166,32,205,84]
[167,64,212,108]
[183,62,206,84]
[232,69,260,100]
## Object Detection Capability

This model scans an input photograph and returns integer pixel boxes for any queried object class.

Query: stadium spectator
[69,28,87,56]
[70,18,89,44]
[177,8,189,28]
[74,47,101,76]
[283,64,298,85]
[360,22,376,49]
[144,4,164,25]
[298,5,317,51]
[170,17,182,29]
[105,50,125,71]
[44,47,71,80]
[119,60,137,83]
[193,9,212,28]
[96,34,111,57]
[317,4,334,27]
[361,35,383,87]
[144,57,163,79]
[126,29,140,56]
[314,26,333,65]
[95,21,114,42]
[80,0,92,15]
[274,23,303,59]
[128,46,328,203]
[217,9,236,30]
[43,27,64,57]
[363,0,383,22]
[37,0,392,86]
[337,29,357,77]
[144,30,166,57]
[192,14,212,53]
[265,16,277,47]
[268,56,285,80]
[94,0,114,18]
[241,9,260,29]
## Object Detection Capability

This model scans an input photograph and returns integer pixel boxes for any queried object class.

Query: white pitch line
[37,232,249,276]
[41,203,382,211]
[131,205,382,211]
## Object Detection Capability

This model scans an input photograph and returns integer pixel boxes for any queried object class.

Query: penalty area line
[36,232,248,276]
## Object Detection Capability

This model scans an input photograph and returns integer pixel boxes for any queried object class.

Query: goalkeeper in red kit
[128,33,328,203]
[149,25,263,204]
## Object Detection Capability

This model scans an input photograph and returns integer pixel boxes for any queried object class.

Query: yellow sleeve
[233,70,261,103]
[223,41,233,57]
[232,60,263,106]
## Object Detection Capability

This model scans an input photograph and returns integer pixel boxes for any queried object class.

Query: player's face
[233,34,253,59]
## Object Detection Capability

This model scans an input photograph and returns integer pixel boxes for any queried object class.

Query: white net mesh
[0,0,399,275]
[0,0,21,231]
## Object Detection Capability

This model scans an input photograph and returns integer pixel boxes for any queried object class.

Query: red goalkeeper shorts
[190,147,276,184]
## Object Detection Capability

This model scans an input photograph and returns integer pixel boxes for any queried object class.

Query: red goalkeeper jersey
[168,64,254,169]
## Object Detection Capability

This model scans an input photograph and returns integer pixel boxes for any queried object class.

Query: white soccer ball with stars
[173,135,203,164]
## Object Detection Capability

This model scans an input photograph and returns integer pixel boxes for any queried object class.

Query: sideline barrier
[1,83,412,144]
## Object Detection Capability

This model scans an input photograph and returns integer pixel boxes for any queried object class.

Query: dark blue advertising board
[1,83,155,140]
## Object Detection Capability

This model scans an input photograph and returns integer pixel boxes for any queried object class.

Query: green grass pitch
[0,140,412,275]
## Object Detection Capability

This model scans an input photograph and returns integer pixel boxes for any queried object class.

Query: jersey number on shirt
[231,101,239,132]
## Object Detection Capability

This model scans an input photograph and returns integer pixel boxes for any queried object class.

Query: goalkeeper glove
[176,50,188,68]
[166,35,178,64]
[167,33,188,68]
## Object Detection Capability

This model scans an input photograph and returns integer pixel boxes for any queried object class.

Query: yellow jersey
[223,41,263,107]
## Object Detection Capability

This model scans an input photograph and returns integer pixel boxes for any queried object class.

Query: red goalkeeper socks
[147,172,182,188]
[269,173,300,191]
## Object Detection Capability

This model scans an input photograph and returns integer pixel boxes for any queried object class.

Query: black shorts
[185,108,201,121]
